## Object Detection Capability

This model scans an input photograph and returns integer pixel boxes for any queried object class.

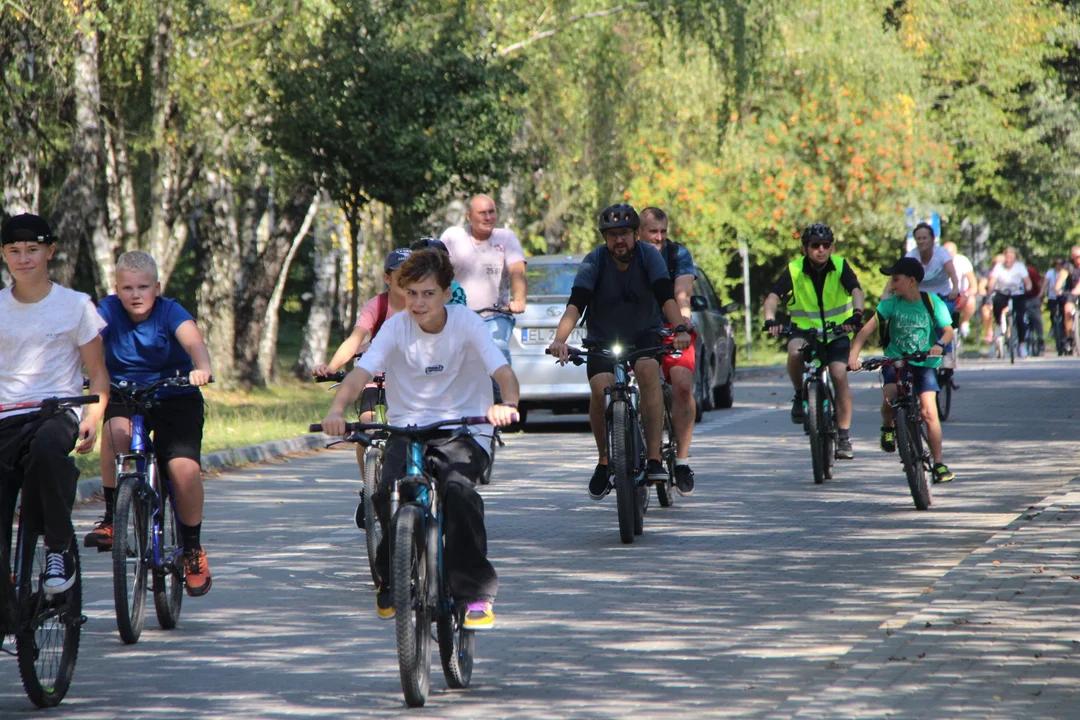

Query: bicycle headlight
[612,344,622,357]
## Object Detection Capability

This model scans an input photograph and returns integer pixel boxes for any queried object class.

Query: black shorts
[585,330,664,380]
[104,391,204,464]
[357,386,382,417]
[788,335,850,364]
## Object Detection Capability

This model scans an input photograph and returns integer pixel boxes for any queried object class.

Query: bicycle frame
[885,364,931,464]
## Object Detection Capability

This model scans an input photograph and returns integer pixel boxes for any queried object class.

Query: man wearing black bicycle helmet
[762,222,865,459]
[548,203,691,501]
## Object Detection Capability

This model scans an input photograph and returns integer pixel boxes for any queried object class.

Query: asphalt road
[2,358,1078,718]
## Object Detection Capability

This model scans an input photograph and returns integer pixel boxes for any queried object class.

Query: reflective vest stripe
[788,302,853,319]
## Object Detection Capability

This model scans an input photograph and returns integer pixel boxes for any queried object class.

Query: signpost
[738,238,752,361]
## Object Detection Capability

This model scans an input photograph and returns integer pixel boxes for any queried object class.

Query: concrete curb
[75,433,331,503]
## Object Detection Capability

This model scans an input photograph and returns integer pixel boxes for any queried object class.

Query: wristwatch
[674,324,688,334]
[500,402,518,409]
[934,341,946,349]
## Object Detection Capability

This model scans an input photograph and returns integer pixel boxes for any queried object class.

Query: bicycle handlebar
[476,306,514,317]
[776,322,848,340]
[314,371,347,383]
[858,352,930,371]
[545,344,680,366]
[310,416,494,447]
[0,394,101,414]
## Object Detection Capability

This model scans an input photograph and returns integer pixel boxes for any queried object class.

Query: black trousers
[372,433,498,604]
[0,412,80,553]
[993,292,1029,344]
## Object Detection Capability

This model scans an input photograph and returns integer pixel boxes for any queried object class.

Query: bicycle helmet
[411,237,449,254]
[801,222,834,246]
[1,213,56,245]
[598,203,640,232]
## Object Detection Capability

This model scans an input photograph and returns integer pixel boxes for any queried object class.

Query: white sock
[675,458,689,466]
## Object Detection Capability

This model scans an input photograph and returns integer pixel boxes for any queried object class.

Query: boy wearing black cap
[848,256,956,483]
[0,214,110,593]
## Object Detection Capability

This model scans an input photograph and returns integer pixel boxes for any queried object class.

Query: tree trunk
[257,193,319,383]
[196,165,240,388]
[234,184,317,387]
[104,115,139,253]
[295,213,339,377]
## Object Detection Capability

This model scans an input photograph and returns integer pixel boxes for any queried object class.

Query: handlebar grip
[309,424,323,432]
[544,348,552,355]
[314,372,347,383]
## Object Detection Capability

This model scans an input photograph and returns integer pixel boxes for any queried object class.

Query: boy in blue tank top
[84,251,216,597]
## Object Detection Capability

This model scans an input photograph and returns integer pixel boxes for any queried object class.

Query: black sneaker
[588,464,611,500]
[880,425,896,454]
[646,459,667,482]
[43,550,75,596]
[791,395,806,424]
[376,585,394,620]
[674,465,695,496]
[835,437,854,460]
[354,496,365,531]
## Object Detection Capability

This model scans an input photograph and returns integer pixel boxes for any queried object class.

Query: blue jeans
[485,314,515,367]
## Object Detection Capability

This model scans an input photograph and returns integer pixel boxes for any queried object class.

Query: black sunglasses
[808,241,833,250]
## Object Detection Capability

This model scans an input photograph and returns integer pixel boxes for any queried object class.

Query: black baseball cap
[1,213,56,246]
[384,247,411,273]
[879,256,924,283]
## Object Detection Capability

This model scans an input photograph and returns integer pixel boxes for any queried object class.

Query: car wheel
[714,354,734,409]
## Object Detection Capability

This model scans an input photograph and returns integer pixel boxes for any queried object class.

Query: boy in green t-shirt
[848,257,956,484]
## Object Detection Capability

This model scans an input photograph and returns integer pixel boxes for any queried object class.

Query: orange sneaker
[83,519,113,551]
[183,549,212,597]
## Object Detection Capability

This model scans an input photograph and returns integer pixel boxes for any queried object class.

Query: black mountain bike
[0,394,97,707]
[778,323,847,485]
[310,416,494,708]
[548,340,678,543]
[859,353,934,510]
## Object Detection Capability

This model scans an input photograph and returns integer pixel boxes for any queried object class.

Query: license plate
[520,327,587,346]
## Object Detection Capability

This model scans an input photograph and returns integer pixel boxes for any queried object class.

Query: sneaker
[376,585,394,620]
[183,549,212,597]
[1019,345,1028,359]
[674,465,695,496]
[463,601,495,630]
[932,463,955,484]
[880,426,896,454]
[43,551,75,596]
[791,395,806,424]
[83,519,113,551]
[588,463,611,501]
[646,458,667,482]
[835,436,854,460]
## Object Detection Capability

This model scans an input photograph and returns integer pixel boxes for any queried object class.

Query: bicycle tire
[152,484,183,630]
[111,479,148,644]
[895,411,931,510]
[16,533,82,708]
[610,400,636,544]
[363,446,383,585]
[479,433,495,485]
[805,380,827,485]
[936,371,952,422]
[823,387,835,480]
[1073,312,1080,357]
[437,606,474,689]
[657,407,675,508]
[392,505,431,707]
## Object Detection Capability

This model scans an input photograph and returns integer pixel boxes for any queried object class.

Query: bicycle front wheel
[363,446,383,585]
[895,411,931,510]
[437,605,475,689]
[152,484,183,630]
[657,402,675,508]
[392,505,431,707]
[805,380,827,485]
[112,478,149,644]
[16,533,82,708]
[609,400,637,544]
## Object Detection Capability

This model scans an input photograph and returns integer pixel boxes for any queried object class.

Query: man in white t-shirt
[440,194,527,369]
[0,214,110,596]
[321,249,520,631]
[943,241,977,336]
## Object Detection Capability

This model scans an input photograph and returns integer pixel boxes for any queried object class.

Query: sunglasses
[808,241,833,250]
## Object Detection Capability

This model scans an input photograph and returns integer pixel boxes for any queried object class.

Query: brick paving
[2,358,1077,718]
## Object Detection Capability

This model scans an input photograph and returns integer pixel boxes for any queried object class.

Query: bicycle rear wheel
[16,532,82,708]
[152,484,183,630]
[392,505,431,707]
[895,411,931,510]
[362,446,383,585]
[437,605,475,689]
[805,380,827,485]
[609,400,637,544]
[936,370,952,422]
[111,478,149,644]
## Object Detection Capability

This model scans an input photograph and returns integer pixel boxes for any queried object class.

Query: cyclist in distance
[0,213,109,594]
[848,257,956,483]
[638,206,698,496]
[1056,246,1080,348]
[320,249,520,630]
[987,247,1033,357]
[897,224,960,367]
[762,222,865,459]
[979,253,1006,344]
[943,241,977,338]
[547,204,692,500]
[86,251,215,596]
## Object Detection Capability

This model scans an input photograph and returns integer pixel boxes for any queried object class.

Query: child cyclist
[0,214,110,594]
[83,251,215,597]
[848,256,956,484]
[320,249,519,630]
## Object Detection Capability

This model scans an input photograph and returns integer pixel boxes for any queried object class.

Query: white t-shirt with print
[440,226,526,312]
[950,253,974,294]
[0,284,106,418]
[356,305,509,449]
[990,262,1029,296]
[905,244,953,295]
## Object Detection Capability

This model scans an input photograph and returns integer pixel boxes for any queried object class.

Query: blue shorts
[880,364,940,395]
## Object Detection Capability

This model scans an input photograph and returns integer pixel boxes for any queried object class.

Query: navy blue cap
[384,247,412,272]
[879,256,924,283]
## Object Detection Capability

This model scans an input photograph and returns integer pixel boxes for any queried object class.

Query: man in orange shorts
[639,207,697,496]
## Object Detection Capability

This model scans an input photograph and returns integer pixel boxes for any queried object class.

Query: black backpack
[877,291,938,349]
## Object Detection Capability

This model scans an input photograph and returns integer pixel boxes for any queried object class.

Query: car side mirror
[690,295,708,311]
[721,302,741,314]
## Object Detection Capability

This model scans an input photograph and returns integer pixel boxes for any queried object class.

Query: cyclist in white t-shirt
[943,241,977,337]
[898,223,959,366]
[988,247,1033,355]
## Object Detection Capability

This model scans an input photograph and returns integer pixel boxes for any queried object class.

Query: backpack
[372,292,390,337]
[877,291,938,350]
[1025,264,1042,299]
[664,241,683,282]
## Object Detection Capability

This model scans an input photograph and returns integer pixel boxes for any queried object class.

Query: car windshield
[527,263,578,297]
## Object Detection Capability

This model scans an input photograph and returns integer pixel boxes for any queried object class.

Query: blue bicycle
[310,416,490,708]
[107,375,210,644]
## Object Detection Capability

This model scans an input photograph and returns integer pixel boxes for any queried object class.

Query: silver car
[513,253,738,424]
